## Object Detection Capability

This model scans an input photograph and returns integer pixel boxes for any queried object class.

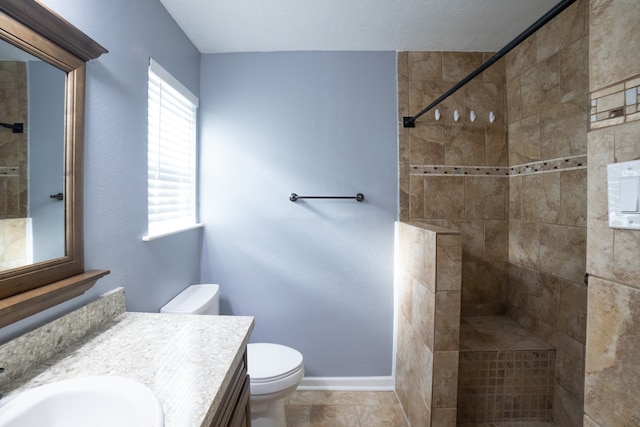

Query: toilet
[160,284,304,427]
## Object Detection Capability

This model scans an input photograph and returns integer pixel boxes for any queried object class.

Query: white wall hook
[470,110,476,122]
[435,109,441,121]
[454,110,460,122]
[489,111,496,123]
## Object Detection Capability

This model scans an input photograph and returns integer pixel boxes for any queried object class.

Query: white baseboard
[297,376,395,391]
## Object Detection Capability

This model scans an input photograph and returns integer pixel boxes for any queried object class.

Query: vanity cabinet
[211,349,251,427]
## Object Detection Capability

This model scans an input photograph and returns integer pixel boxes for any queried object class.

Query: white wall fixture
[454,110,459,122]
[607,159,640,230]
[435,109,441,121]
[489,111,496,123]
[470,110,476,122]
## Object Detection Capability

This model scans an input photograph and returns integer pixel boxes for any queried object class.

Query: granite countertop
[2,311,254,427]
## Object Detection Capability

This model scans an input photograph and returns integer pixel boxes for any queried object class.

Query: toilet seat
[248,343,303,383]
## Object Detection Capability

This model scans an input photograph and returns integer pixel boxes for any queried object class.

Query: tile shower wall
[395,221,461,426]
[0,218,28,269]
[0,61,28,219]
[0,61,28,269]
[505,1,588,426]
[398,51,509,317]
[397,1,590,425]
[585,1,640,426]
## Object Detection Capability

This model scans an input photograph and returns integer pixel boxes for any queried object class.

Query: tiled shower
[395,0,590,425]
[0,61,29,270]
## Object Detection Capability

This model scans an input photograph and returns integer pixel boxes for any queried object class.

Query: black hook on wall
[0,122,23,133]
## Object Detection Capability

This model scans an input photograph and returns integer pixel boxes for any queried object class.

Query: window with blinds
[146,59,199,240]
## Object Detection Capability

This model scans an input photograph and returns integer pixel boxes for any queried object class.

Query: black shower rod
[403,0,578,128]
[0,122,23,133]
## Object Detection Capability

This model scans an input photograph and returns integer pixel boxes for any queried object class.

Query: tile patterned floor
[284,390,408,427]
[460,423,555,427]
[284,391,557,426]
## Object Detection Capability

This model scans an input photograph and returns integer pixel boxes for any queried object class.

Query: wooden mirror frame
[0,0,109,328]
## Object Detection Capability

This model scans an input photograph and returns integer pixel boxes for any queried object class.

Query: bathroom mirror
[0,38,66,271]
[0,0,109,328]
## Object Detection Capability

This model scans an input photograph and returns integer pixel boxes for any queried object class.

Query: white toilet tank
[160,284,220,315]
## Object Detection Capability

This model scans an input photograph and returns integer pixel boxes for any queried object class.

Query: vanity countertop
[2,312,254,427]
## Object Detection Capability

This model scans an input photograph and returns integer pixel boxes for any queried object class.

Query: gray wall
[0,0,202,341]
[199,52,398,376]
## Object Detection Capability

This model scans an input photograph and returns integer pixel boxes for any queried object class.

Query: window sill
[142,223,204,241]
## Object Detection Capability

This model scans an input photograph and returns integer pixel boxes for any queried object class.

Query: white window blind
[146,59,199,240]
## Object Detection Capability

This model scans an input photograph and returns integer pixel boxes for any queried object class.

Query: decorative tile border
[410,155,587,177]
[410,165,509,176]
[590,74,640,129]
[509,154,587,175]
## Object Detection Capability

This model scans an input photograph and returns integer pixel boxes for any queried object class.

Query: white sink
[0,375,164,427]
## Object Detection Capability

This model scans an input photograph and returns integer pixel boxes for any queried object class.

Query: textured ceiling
[159,0,560,54]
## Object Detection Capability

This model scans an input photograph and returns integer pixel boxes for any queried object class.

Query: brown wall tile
[612,230,640,287]
[548,331,585,399]
[507,264,538,313]
[485,124,508,166]
[462,261,508,316]
[408,51,442,81]
[612,120,640,163]
[424,176,465,219]
[398,52,409,117]
[536,0,587,63]
[520,55,560,118]
[526,271,561,325]
[505,36,536,81]
[539,223,586,284]
[442,52,483,82]
[540,100,588,160]
[464,80,504,125]
[508,115,541,164]
[584,414,600,427]
[585,279,640,427]
[554,383,585,427]
[436,234,462,292]
[409,175,424,219]
[586,218,614,279]
[506,77,522,124]
[482,53,506,85]
[442,219,483,262]
[397,271,413,326]
[484,220,509,261]
[432,351,459,408]
[590,0,640,91]
[409,124,445,165]
[445,124,486,166]
[559,169,587,227]
[509,175,522,220]
[464,176,508,219]
[431,408,456,427]
[522,172,560,223]
[558,280,587,343]
[559,36,589,103]
[434,291,461,351]
[509,220,540,269]
[413,279,435,350]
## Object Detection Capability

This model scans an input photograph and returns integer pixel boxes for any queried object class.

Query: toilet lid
[247,343,303,383]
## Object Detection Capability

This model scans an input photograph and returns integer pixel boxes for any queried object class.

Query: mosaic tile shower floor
[284,391,556,426]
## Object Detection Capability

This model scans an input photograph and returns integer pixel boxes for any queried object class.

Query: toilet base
[250,397,286,427]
